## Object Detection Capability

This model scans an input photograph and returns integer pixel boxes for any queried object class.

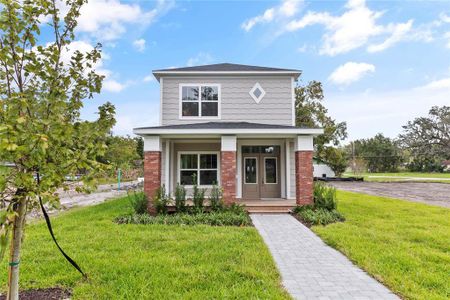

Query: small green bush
[127,191,147,214]
[224,203,246,214]
[114,211,252,227]
[293,182,344,226]
[294,206,345,226]
[174,183,186,212]
[192,178,205,211]
[209,184,223,211]
[313,181,337,210]
[153,185,170,215]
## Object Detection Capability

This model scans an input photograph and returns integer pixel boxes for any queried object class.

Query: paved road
[330,182,450,208]
[251,214,398,300]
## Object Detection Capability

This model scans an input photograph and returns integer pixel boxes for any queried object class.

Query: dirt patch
[330,181,450,208]
[0,288,71,300]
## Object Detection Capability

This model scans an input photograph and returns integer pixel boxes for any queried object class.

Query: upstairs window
[180,84,220,118]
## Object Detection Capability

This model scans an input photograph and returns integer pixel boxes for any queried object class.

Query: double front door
[242,146,281,199]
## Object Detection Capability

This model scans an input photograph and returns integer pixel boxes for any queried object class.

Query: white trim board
[134,128,324,136]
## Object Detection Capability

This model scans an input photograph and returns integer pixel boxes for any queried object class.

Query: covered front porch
[134,122,322,213]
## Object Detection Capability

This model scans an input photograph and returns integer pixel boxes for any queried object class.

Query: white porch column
[221,135,237,151]
[143,135,161,151]
[165,139,170,195]
[285,139,291,199]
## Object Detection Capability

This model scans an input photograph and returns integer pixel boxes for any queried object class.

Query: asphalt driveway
[330,182,450,208]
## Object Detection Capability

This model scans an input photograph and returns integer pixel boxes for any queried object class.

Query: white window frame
[244,157,258,185]
[263,157,278,184]
[179,83,221,120]
[177,151,220,187]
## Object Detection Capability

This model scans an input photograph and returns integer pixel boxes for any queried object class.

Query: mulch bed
[290,212,313,228]
[0,288,71,300]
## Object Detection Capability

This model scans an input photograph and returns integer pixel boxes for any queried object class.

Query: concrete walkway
[251,214,399,300]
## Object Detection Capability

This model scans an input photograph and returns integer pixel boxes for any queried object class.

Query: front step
[245,206,293,213]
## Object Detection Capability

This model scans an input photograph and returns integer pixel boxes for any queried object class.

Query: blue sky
[58,0,450,141]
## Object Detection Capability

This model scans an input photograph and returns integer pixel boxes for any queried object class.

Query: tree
[321,147,347,177]
[0,1,115,298]
[136,137,144,160]
[399,106,450,172]
[295,80,348,175]
[103,136,140,169]
[350,134,402,172]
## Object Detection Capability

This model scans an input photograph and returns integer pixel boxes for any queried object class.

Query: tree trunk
[7,196,27,300]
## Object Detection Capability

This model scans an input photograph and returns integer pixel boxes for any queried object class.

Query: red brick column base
[221,151,236,205]
[144,151,161,215]
[295,151,314,206]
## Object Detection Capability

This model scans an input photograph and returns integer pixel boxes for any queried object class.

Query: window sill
[179,117,221,120]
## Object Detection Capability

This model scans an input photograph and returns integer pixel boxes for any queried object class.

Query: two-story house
[133,63,323,213]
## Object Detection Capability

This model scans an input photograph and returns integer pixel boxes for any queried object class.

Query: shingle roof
[134,122,310,130]
[153,63,300,73]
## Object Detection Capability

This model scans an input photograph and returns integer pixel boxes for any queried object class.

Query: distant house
[133,63,324,212]
[313,159,335,178]
[442,160,450,172]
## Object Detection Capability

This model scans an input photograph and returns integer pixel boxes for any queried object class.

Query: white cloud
[143,74,154,82]
[328,62,375,85]
[103,79,127,92]
[241,0,302,31]
[418,77,450,90]
[133,39,146,52]
[440,12,450,23]
[46,0,174,41]
[285,0,427,55]
[186,52,214,67]
[326,87,450,140]
[445,32,450,49]
[367,20,413,53]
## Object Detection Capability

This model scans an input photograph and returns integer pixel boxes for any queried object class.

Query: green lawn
[344,172,450,183]
[313,191,450,300]
[0,197,289,299]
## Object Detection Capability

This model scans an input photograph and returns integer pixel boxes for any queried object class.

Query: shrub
[114,211,252,227]
[223,203,246,214]
[127,191,147,214]
[174,183,186,212]
[293,206,345,226]
[209,184,223,211]
[153,185,170,215]
[192,179,205,211]
[313,181,337,210]
[293,182,344,226]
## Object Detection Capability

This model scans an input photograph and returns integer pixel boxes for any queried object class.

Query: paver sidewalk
[251,214,399,300]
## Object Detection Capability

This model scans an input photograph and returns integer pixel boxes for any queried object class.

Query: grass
[344,172,450,183]
[312,190,450,300]
[0,197,289,299]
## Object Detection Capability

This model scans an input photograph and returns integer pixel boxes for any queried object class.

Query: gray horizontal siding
[161,76,293,126]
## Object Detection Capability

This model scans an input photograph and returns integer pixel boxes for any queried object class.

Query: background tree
[399,106,450,172]
[103,136,140,169]
[321,147,348,177]
[136,137,144,160]
[295,80,348,175]
[350,134,402,172]
[0,0,115,298]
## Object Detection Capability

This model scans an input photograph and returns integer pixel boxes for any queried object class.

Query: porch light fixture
[249,82,266,104]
